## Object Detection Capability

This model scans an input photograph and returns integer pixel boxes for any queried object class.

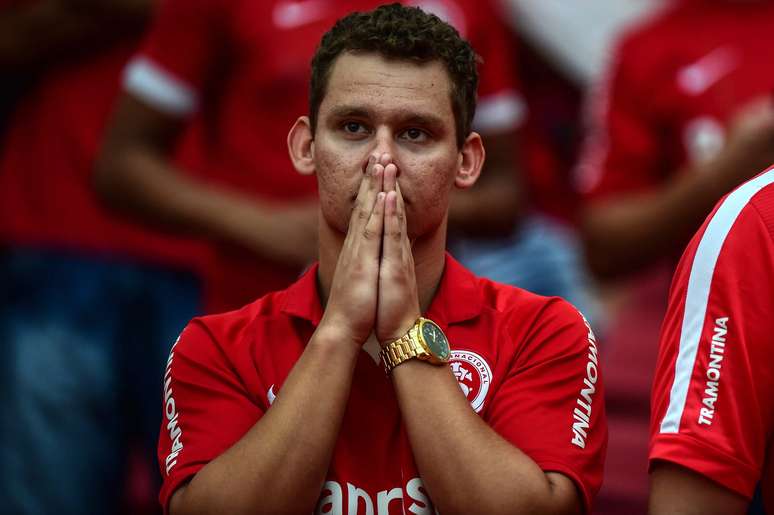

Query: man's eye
[401,128,428,142]
[343,122,366,134]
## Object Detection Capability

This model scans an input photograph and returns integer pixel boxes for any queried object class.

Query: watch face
[420,320,450,360]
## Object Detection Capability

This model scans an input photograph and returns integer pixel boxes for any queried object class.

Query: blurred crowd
[1,0,772,514]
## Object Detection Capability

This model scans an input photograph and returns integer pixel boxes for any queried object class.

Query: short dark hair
[309,3,479,148]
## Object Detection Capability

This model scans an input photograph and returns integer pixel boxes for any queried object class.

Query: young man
[649,166,774,515]
[159,5,606,514]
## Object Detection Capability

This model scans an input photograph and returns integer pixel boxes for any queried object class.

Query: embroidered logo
[449,350,492,413]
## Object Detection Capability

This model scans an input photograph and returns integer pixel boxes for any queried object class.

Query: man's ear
[454,131,485,189]
[288,116,316,175]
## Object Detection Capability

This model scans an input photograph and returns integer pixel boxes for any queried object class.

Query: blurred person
[0,1,207,515]
[159,5,607,514]
[575,0,774,511]
[578,0,774,280]
[97,0,550,316]
[439,0,599,324]
[649,166,774,515]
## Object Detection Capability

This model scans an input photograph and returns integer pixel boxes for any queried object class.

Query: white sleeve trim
[473,90,527,133]
[123,56,199,116]
[659,167,774,434]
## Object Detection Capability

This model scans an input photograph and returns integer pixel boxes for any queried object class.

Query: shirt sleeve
[122,0,229,115]
[157,319,263,513]
[574,35,663,202]
[649,180,774,499]
[468,0,526,134]
[486,299,607,514]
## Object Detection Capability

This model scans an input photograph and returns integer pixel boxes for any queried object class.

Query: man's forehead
[321,52,454,115]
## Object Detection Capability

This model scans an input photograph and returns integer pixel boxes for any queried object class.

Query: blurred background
[1,0,772,514]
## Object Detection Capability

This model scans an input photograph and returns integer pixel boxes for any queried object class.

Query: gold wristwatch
[380,317,450,374]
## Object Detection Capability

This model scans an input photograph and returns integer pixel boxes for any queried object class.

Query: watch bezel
[417,318,450,364]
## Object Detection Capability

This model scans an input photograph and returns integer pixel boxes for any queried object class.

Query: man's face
[312,51,462,239]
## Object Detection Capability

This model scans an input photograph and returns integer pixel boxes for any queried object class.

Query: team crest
[449,350,492,413]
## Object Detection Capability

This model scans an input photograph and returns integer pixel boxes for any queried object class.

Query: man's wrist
[313,321,364,354]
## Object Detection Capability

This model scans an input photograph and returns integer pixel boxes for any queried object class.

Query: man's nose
[369,127,397,163]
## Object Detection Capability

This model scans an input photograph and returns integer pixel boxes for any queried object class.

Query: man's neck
[317,216,448,313]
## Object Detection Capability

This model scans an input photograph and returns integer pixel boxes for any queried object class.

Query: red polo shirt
[650,168,774,510]
[576,0,774,203]
[158,254,607,513]
[124,0,524,313]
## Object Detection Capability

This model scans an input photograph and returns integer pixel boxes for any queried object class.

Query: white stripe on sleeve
[473,90,527,133]
[659,168,774,434]
[123,56,199,116]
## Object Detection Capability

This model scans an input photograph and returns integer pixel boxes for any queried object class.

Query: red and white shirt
[124,0,523,312]
[576,0,774,203]
[158,254,606,514]
[650,167,774,510]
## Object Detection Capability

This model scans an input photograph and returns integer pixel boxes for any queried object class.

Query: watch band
[380,325,429,374]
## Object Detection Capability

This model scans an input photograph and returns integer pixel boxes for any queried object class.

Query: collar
[280,263,324,326]
[280,252,483,327]
[424,252,483,326]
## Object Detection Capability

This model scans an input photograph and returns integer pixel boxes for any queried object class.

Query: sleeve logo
[571,314,599,449]
[163,335,184,475]
[449,350,492,413]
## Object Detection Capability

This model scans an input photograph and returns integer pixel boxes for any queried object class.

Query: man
[649,166,774,514]
[159,5,606,514]
[97,0,528,315]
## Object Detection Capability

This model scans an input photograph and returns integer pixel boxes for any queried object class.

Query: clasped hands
[320,153,422,349]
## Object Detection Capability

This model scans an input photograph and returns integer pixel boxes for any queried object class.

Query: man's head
[288,3,485,240]
[309,3,479,148]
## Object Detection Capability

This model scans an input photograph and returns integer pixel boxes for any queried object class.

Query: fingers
[347,152,401,258]
[395,180,407,235]
[348,155,383,234]
[383,162,397,195]
[362,192,386,260]
[383,190,403,260]
[381,156,409,260]
[353,155,375,203]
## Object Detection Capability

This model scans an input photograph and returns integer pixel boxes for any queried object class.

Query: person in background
[575,0,774,511]
[159,5,607,514]
[444,0,599,325]
[0,1,206,514]
[99,0,590,317]
[649,166,774,515]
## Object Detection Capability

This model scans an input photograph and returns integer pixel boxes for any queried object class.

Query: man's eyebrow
[400,113,445,128]
[329,106,445,128]
[328,106,373,119]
